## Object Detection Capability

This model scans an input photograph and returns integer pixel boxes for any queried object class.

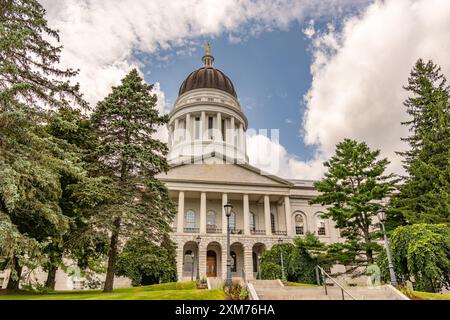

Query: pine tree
[0,0,87,109]
[310,139,397,268]
[391,59,450,225]
[0,0,86,290]
[91,69,175,293]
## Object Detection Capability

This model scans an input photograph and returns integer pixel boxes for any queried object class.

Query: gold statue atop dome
[205,41,211,55]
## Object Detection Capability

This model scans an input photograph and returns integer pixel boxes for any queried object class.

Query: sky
[40,0,450,179]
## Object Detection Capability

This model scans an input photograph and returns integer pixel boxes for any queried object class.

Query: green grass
[402,290,450,300]
[0,281,226,300]
[285,281,318,287]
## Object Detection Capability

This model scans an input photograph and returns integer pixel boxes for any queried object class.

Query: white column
[264,195,272,236]
[174,118,179,144]
[243,194,250,235]
[244,245,254,281]
[201,111,206,140]
[199,242,207,279]
[177,191,184,233]
[230,117,235,147]
[200,192,206,233]
[216,112,222,141]
[168,124,173,148]
[239,123,244,149]
[284,196,292,236]
[185,113,191,142]
[222,193,228,234]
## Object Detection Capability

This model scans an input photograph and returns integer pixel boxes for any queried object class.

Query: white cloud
[40,0,368,105]
[296,0,450,178]
[38,0,375,180]
[247,132,326,180]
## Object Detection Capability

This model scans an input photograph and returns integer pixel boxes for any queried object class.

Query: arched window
[270,213,276,233]
[250,212,256,232]
[230,211,236,230]
[231,251,237,272]
[316,213,326,235]
[207,210,216,227]
[185,210,195,229]
[295,214,304,235]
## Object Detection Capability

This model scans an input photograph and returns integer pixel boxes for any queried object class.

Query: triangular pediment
[157,162,292,187]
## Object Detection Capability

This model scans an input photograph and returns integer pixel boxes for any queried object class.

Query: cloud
[38,0,375,180]
[295,0,450,178]
[247,131,326,180]
[40,0,368,105]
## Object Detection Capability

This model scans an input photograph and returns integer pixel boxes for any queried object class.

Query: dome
[178,67,237,98]
[178,44,237,98]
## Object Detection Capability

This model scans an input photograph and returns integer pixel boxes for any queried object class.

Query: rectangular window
[194,117,200,140]
[221,119,226,141]
[208,116,213,139]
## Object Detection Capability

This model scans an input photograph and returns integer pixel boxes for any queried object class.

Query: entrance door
[206,250,217,277]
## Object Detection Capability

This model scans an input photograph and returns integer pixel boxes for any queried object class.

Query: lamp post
[278,238,285,280]
[377,209,398,287]
[196,235,201,280]
[224,201,233,288]
[190,252,195,281]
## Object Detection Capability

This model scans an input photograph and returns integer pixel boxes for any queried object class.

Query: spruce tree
[0,0,86,290]
[91,69,175,293]
[391,59,450,225]
[310,139,397,268]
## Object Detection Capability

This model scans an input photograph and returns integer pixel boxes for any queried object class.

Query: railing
[250,230,266,235]
[316,265,356,300]
[183,227,200,233]
[206,227,222,234]
[273,230,287,236]
[230,229,244,235]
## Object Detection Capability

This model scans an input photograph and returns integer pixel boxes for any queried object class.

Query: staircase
[248,280,409,300]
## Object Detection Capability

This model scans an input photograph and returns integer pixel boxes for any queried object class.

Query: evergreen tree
[0,0,87,109]
[0,0,86,290]
[91,69,175,293]
[42,107,112,289]
[310,139,397,268]
[391,59,450,225]
[116,235,177,286]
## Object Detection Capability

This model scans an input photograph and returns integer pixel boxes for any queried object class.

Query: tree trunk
[45,265,58,290]
[366,249,374,265]
[6,255,22,291]
[103,217,121,293]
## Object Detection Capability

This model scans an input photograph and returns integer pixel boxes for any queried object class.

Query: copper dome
[178,66,237,98]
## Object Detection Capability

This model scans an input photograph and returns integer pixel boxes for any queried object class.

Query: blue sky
[142,23,316,161]
[46,0,450,178]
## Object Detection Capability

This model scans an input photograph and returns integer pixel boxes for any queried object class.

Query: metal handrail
[316,265,356,300]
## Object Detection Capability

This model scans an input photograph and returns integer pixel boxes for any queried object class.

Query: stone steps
[249,280,408,300]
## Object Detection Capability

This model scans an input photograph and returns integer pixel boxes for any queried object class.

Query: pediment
[157,162,292,187]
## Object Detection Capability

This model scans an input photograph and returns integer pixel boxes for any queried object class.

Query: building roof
[178,66,237,98]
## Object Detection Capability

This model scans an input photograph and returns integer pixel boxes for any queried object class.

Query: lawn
[0,281,226,300]
[402,290,450,300]
[285,281,318,287]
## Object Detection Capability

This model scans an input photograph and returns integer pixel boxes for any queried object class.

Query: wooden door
[206,252,217,277]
